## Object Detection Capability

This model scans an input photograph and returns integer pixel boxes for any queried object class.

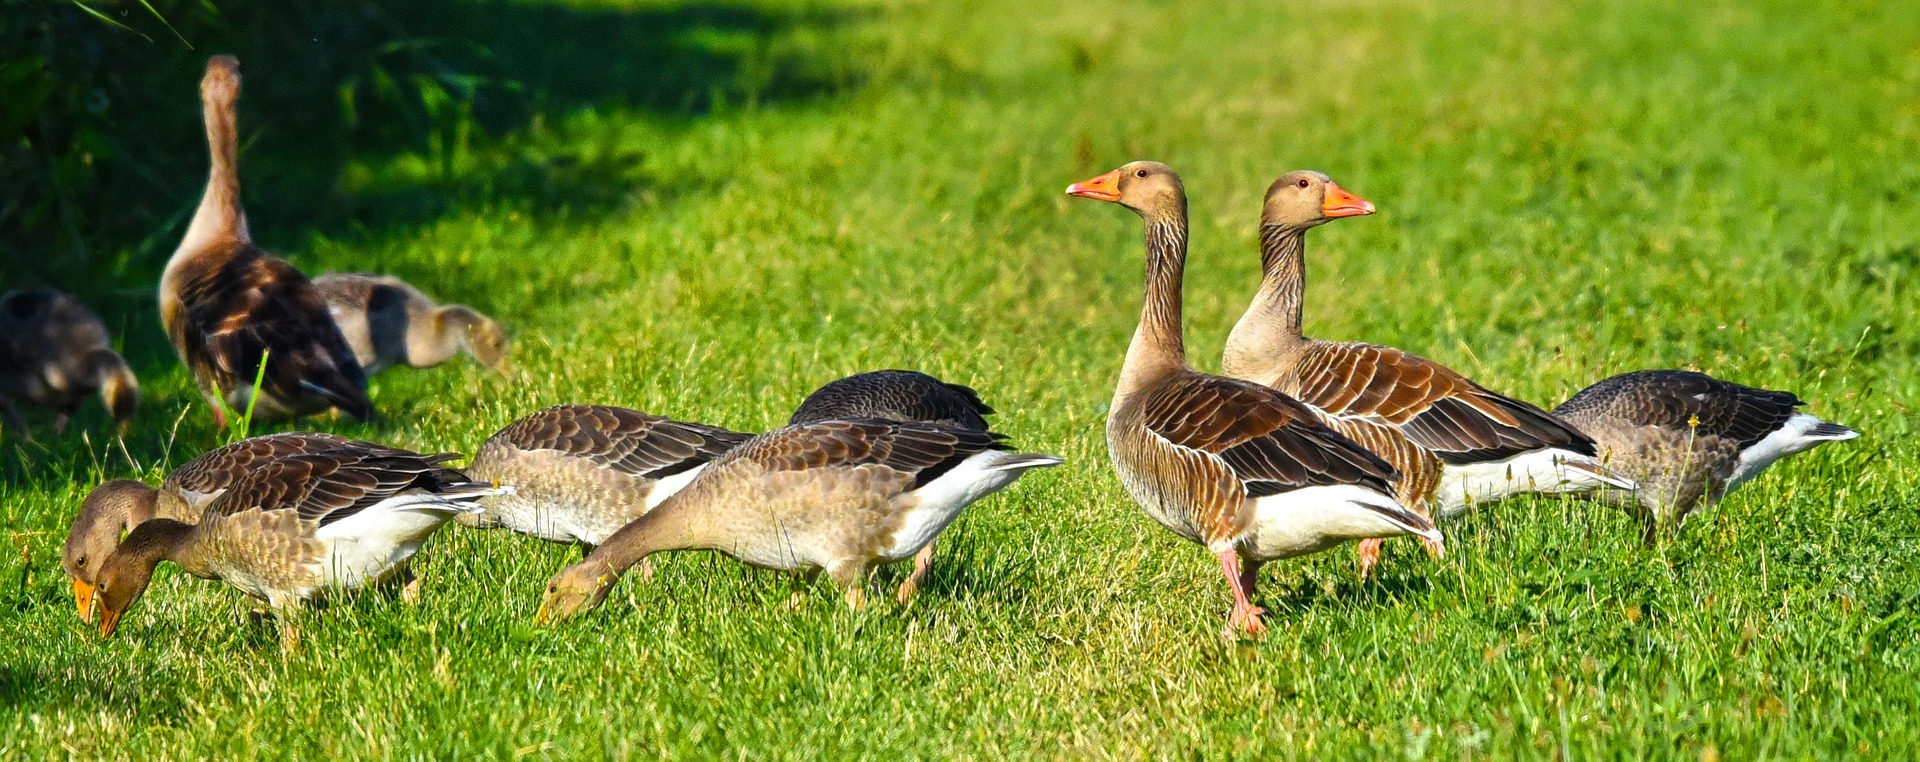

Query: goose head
[63,479,158,623]
[1067,161,1185,219]
[535,563,617,624]
[1261,170,1374,230]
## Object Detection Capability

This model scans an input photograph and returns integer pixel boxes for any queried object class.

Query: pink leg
[210,403,228,430]
[1216,550,1267,636]
[894,543,935,605]
[1356,538,1384,580]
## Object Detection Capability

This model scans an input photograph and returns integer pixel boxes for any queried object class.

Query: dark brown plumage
[0,289,138,435]
[159,56,370,426]
[790,370,994,431]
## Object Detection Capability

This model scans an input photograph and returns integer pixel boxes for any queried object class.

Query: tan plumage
[535,419,1061,622]
[1069,161,1439,636]
[91,438,497,642]
[0,290,137,436]
[160,56,370,427]
[312,273,511,375]
[1222,170,1627,575]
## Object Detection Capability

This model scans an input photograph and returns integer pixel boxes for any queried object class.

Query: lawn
[3,0,1917,756]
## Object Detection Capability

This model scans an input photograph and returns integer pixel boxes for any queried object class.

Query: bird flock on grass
[7,57,1859,644]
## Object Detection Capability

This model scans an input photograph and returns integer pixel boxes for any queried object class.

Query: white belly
[1433,448,1626,518]
[1243,485,1437,561]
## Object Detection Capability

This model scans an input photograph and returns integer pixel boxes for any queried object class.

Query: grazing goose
[0,290,137,436]
[1552,369,1859,539]
[1067,161,1439,636]
[535,419,1062,622]
[92,439,497,642]
[462,405,752,548]
[64,432,358,621]
[789,369,996,602]
[312,273,511,375]
[1222,171,1629,575]
[160,56,371,427]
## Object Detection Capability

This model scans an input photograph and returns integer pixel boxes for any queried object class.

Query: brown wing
[789,370,995,431]
[1290,342,1592,465]
[730,418,1003,488]
[1141,374,1397,499]
[165,432,361,495]
[490,405,752,479]
[1554,370,1806,451]
[205,442,476,526]
[170,242,373,421]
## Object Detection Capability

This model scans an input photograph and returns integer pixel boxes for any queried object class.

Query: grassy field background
[3,0,1917,756]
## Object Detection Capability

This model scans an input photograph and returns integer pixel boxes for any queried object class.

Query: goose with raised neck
[158,56,372,427]
[1068,161,1439,636]
[1222,171,1631,575]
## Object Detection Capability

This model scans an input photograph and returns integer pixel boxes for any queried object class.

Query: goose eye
[1135,169,1148,178]
[76,558,87,568]
[1297,178,1310,189]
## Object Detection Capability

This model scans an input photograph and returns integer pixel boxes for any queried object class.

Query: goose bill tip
[1321,183,1375,218]
[1065,169,1123,201]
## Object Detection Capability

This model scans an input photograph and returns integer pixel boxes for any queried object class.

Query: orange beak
[1322,182,1376,218]
[72,579,97,624]
[1065,169,1124,202]
[98,607,122,639]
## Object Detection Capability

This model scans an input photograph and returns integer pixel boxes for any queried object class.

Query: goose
[160,56,371,427]
[64,432,358,622]
[1552,369,1859,539]
[1067,161,1440,636]
[462,405,752,548]
[1222,170,1630,575]
[535,419,1062,622]
[92,439,498,643]
[0,290,137,436]
[789,368,996,602]
[312,273,511,376]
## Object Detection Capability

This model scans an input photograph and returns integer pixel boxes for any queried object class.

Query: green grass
[4,0,1917,756]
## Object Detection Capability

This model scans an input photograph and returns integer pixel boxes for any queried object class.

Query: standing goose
[0,290,138,436]
[462,405,752,549]
[1552,369,1859,539]
[536,419,1062,622]
[312,273,511,376]
[1222,171,1628,574]
[789,368,996,602]
[160,56,371,426]
[1067,161,1439,636]
[92,440,498,642]
[64,432,359,621]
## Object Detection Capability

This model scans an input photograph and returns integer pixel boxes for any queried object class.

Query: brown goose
[64,432,357,621]
[92,439,498,641]
[312,273,511,376]
[1553,369,1858,539]
[535,419,1062,622]
[160,56,371,427]
[1222,170,1629,573]
[789,368,996,602]
[1067,161,1439,635]
[0,290,137,436]
[462,405,752,548]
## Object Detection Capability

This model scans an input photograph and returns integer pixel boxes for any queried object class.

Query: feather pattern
[789,370,994,431]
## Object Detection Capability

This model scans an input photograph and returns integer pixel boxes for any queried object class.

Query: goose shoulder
[790,370,995,431]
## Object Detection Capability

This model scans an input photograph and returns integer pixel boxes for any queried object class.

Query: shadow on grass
[0,663,189,718]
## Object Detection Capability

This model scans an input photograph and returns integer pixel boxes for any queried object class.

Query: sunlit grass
[1,0,1915,756]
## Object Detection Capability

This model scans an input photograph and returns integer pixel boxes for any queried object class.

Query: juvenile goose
[64,432,358,621]
[462,405,752,548]
[1222,171,1628,574]
[789,368,996,601]
[1067,161,1439,636]
[312,273,511,375]
[160,56,371,426]
[92,439,497,641]
[1553,369,1859,539]
[535,419,1062,622]
[0,290,137,436]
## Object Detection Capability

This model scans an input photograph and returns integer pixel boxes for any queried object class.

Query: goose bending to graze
[1553,369,1859,540]
[462,405,752,548]
[92,440,499,643]
[1067,161,1439,636]
[63,432,361,622]
[312,273,511,376]
[1222,171,1630,576]
[160,56,371,427]
[789,369,996,602]
[536,419,1062,622]
[0,290,137,436]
